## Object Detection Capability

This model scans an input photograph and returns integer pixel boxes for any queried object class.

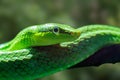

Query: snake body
[0,23,120,80]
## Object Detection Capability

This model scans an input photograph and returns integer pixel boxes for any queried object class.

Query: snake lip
[71,31,80,36]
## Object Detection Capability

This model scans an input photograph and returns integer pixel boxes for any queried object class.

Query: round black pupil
[54,28,58,32]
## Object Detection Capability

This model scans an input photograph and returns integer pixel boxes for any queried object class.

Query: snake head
[32,23,80,46]
[12,23,80,49]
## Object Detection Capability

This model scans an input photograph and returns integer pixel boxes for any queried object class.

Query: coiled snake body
[0,23,120,80]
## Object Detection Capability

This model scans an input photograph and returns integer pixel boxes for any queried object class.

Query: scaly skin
[0,24,120,80]
[0,23,79,51]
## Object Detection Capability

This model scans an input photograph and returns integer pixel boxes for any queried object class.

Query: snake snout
[71,31,80,36]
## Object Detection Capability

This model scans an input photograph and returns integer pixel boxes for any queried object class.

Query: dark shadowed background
[0,0,120,80]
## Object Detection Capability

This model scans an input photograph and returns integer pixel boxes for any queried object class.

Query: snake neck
[0,42,12,50]
[0,36,33,51]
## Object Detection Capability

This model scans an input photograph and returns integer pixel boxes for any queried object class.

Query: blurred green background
[0,0,120,80]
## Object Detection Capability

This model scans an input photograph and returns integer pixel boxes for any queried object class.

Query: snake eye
[53,27,59,35]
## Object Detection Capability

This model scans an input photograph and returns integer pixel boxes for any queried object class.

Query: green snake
[0,23,120,80]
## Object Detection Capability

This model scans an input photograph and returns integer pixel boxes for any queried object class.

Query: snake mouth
[70,31,80,36]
